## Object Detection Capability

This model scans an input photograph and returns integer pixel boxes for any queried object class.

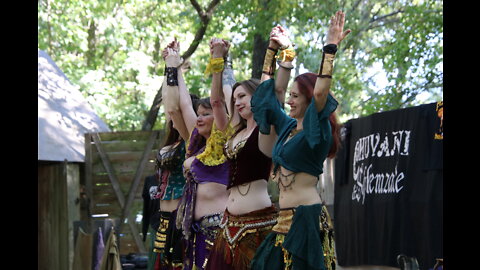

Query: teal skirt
[250,204,336,270]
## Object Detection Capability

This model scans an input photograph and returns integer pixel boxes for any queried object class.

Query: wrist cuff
[263,48,277,75]
[323,44,338,55]
[164,67,179,86]
[317,52,335,79]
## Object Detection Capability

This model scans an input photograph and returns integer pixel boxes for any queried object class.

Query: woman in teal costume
[250,11,351,270]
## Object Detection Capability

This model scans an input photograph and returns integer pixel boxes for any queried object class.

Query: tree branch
[181,0,221,60]
[142,0,221,130]
[190,0,204,17]
[370,10,404,24]
[366,18,401,31]
[206,0,221,15]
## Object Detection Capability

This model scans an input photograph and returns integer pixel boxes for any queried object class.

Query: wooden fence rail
[85,130,165,254]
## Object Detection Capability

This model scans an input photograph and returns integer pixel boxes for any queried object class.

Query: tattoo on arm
[222,67,236,88]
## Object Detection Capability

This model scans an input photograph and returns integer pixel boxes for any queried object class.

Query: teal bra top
[250,78,338,177]
[156,141,186,200]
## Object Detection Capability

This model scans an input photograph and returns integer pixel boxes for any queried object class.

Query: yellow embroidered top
[188,122,235,166]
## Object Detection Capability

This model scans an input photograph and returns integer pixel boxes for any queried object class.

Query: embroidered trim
[220,215,277,247]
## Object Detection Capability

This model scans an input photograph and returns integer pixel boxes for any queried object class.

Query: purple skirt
[183,212,223,270]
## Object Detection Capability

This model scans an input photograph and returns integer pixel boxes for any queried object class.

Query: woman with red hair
[250,11,351,270]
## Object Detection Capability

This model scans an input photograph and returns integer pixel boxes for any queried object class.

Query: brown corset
[223,126,272,189]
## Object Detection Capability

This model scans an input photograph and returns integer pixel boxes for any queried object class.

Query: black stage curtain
[334,102,443,269]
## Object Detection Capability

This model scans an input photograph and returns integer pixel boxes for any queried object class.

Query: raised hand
[269,25,292,50]
[167,37,180,52]
[222,39,231,58]
[162,37,180,61]
[165,47,182,67]
[325,11,351,46]
[210,37,229,58]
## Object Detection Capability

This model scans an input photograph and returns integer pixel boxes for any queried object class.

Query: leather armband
[262,47,277,75]
[317,44,337,79]
[164,67,178,86]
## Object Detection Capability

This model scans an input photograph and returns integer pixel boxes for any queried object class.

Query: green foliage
[38,0,443,130]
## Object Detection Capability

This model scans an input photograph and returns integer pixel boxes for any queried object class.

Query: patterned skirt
[205,205,278,270]
[250,204,336,270]
[183,212,223,270]
[153,210,184,270]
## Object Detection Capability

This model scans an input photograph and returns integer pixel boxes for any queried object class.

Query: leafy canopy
[38,0,443,130]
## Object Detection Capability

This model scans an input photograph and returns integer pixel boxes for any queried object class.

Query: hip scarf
[176,169,197,242]
[250,204,336,270]
[205,205,278,270]
[184,212,223,270]
[153,210,184,270]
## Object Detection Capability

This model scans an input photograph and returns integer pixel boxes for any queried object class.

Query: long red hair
[294,72,341,158]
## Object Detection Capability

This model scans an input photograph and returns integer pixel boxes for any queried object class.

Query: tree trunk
[142,85,163,131]
[86,19,96,69]
[251,34,269,80]
[250,0,271,80]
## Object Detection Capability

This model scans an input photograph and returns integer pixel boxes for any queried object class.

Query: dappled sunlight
[38,49,110,162]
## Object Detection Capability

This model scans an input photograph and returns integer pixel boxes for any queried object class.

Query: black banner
[334,102,443,269]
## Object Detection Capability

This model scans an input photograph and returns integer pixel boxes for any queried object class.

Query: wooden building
[38,49,110,270]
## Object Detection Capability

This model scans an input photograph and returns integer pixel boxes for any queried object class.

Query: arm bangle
[278,62,294,70]
[267,47,278,53]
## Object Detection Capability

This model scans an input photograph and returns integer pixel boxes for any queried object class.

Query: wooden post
[84,133,94,232]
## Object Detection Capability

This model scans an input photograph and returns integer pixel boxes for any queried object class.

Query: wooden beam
[87,130,163,254]
[121,130,158,224]
[92,133,126,208]
[119,131,158,253]
[84,133,94,232]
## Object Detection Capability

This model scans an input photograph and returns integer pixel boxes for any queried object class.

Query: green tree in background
[38,0,442,131]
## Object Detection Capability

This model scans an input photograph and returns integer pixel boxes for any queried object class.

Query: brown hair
[229,78,261,135]
[196,97,212,112]
[294,72,341,158]
[162,120,180,147]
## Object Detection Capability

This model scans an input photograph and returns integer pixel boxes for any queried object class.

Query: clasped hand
[163,38,182,67]
[209,37,230,58]
[269,25,292,50]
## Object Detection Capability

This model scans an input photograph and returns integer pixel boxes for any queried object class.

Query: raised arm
[162,40,197,141]
[177,64,197,139]
[257,26,295,157]
[162,44,190,141]
[222,53,236,121]
[260,27,279,84]
[313,10,351,112]
[270,26,295,105]
[162,47,180,115]
[209,38,231,131]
